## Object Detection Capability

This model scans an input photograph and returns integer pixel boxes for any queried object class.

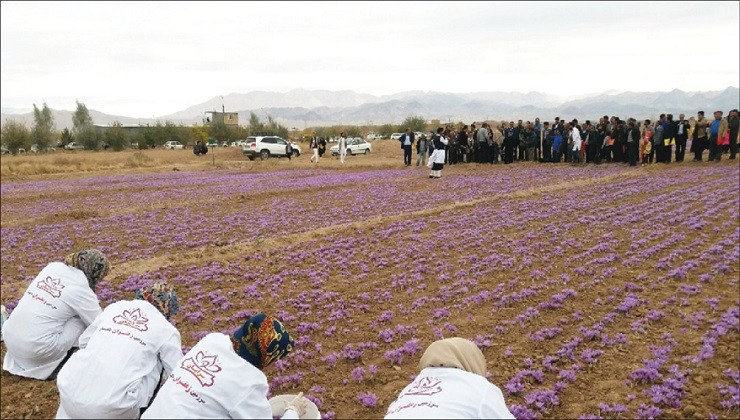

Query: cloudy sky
[2,1,738,117]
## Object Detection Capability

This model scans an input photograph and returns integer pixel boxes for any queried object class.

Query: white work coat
[56,299,182,419]
[141,333,298,419]
[385,367,515,419]
[2,262,102,379]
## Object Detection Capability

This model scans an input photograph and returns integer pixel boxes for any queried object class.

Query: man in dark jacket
[626,119,641,167]
[728,108,739,160]
[399,128,415,166]
[675,114,689,162]
[662,114,677,164]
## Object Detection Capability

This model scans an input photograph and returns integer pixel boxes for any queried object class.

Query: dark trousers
[708,136,721,161]
[518,144,526,160]
[403,145,412,165]
[730,131,738,159]
[663,139,673,163]
[490,143,499,163]
[478,143,489,163]
[694,137,707,161]
[627,141,638,166]
[504,143,515,164]
[675,135,687,162]
[586,143,600,163]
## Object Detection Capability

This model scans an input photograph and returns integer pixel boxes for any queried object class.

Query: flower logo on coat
[112,308,150,331]
[37,276,64,298]
[402,376,443,396]
[181,351,222,387]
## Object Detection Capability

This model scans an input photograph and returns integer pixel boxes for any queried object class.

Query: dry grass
[0,140,409,182]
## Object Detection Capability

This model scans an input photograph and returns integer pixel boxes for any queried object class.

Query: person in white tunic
[338,133,347,164]
[385,337,515,419]
[2,249,110,380]
[427,127,449,179]
[55,280,183,419]
[141,313,308,419]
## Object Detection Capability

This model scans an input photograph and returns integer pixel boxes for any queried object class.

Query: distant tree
[344,126,361,137]
[77,125,101,150]
[248,112,264,135]
[207,119,231,142]
[1,120,31,153]
[31,102,56,151]
[59,127,74,147]
[72,100,93,133]
[104,121,128,151]
[401,116,427,133]
[189,125,209,143]
[379,123,396,138]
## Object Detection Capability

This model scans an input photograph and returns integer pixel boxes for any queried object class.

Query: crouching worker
[2,249,110,380]
[55,280,182,419]
[141,313,308,419]
[385,337,515,419]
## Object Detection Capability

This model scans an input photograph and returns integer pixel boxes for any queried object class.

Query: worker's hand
[284,392,308,418]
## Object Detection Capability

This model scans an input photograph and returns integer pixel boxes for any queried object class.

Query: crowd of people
[403,109,739,171]
[1,249,515,419]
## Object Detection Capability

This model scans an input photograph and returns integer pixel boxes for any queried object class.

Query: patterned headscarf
[134,280,179,320]
[232,313,294,369]
[64,249,110,289]
[419,337,487,377]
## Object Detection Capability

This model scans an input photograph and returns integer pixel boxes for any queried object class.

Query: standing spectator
[641,121,653,166]
[651,120,664,164]
[55,281,182,419]
[626,119,640,167]
[337,132,347,164]
[491,124,503,163]
[551,130,564,163]
[399,128,415,166]
[318,137,327,158]
[140,313,301,420]
[662,114,677,164]
[503,122,517,164]
[476,123,491,163]
[533,117,542,160]
[675,113,689,162]
[468,124,477,163]
[385,338,514,419]
[708,110,728,162]
[541,122,553,162]
[517,120,528,161]
[728,108,739,160]
[2,249,109,380]
[427,127,448,178]
[309,135,320,164]
[692,111,710,162]
[570,121,582,163]
[416,133,428,167]
[524,122,537,161]
[457,126,469,164]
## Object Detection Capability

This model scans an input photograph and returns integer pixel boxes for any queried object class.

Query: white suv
[164,141,184,149]
[242,136,301,160]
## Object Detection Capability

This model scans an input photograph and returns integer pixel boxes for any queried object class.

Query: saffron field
[1,149,738,419]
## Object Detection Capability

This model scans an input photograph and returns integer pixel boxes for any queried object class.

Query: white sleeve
[67,285,103,326]
[159,329,184,376]
[228,382,273,419]
[77,311,105,349]
[480,384,515,419]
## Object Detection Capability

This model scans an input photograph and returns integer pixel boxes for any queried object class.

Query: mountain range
[2,87,738,130]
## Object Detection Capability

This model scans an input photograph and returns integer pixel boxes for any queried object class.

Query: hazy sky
[2,1,738,117]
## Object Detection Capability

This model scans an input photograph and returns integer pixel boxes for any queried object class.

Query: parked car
[1,145,9,155]
[331,137,372,156]
[164,141,184,150]
[366,133,382,141]
[242,136,302,160]
[390,133,404,140]
[64,142,85,150]
[30,144,56,153]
